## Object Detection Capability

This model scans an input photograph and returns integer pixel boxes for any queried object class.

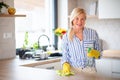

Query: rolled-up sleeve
[61,34,69,64]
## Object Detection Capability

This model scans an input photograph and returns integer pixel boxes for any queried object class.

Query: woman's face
[72,13,86,32]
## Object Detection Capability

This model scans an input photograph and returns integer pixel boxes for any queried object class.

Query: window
[15,0,56,49]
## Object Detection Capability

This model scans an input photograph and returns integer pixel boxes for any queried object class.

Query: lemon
[8,7,16,15]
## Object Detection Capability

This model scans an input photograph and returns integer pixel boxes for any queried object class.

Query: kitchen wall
[0,0,16,59]
[86,18,120,50]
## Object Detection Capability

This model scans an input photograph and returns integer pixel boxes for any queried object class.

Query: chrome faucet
[38,34,50,50]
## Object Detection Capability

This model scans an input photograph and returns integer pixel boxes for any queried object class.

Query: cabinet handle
[46,66,54,69]
[112,72,120,74]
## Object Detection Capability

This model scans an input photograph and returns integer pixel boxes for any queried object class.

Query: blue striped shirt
[61,27,101,68]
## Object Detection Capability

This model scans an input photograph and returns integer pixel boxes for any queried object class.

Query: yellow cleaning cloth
[56,62,74,76]
[56,70,74,76]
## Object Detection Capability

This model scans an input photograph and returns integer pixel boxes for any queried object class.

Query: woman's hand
[62,62,71,74]
[87,49,100,59]
[56,63,74,76]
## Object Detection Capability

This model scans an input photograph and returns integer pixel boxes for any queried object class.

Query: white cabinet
[34,61,62,70]
[98,0,120,19]
[111,59,120,78]
[68,0,120,19]
[77,0,98,18]
[77,0,97,16]
[96,58,120,78]
[96,58,112,77]
[77,0,120,19]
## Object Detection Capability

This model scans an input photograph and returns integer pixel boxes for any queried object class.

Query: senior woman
[61,8,101,74]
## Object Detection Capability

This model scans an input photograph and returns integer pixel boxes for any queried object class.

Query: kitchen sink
[49,52,62,57]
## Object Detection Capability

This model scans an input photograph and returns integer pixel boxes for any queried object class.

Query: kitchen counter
[102,50,120,59]
[0,56,119,80]
[96,50,120,78]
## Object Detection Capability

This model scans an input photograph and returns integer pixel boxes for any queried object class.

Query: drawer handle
[112,72,120,74]
[46,66,54,69]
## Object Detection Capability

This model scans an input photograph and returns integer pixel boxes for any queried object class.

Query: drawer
[112,72,120,78]
[111,59,120,72]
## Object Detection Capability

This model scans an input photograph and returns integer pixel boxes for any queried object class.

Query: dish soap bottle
[87,47,94,67]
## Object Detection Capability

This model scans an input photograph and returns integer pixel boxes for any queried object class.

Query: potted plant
[22,32,29,49]
[0,2,9,13]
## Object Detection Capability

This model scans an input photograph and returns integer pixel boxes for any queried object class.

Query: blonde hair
[68,8,86,41]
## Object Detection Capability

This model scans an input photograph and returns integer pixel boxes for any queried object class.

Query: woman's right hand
[62,62,71,74]
[56,62,74,76]
[87,49,100,59]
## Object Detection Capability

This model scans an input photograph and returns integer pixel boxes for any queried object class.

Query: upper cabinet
[68,0,98,18]
[76,0,98,18]
[76,0,120,19]
[98,0,120,19]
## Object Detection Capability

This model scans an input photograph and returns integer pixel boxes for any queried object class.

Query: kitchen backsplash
[86,18,120,50]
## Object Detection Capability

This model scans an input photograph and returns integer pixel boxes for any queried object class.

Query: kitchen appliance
[33,50,49,60]
[17,49,31,59]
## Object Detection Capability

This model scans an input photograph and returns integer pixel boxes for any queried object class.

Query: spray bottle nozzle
[87,48,91,53]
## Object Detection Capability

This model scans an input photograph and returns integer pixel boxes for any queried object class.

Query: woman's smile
[72,13,86,30]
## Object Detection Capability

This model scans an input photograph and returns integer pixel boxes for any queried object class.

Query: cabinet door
[98,0,120,19]
[111,59,120,78]
[95,58,112,77]
[77,0,98,17]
